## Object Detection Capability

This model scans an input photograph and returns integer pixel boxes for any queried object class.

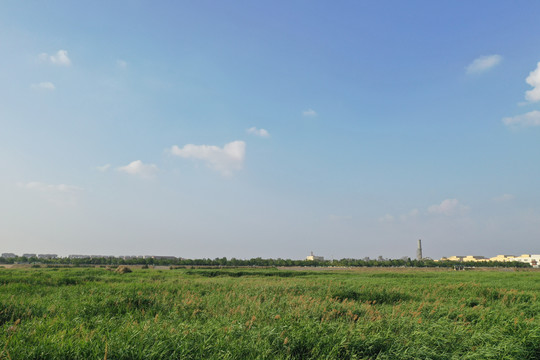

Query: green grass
[1,267,539,359]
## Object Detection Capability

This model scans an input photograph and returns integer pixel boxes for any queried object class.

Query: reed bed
[0,267,539,359]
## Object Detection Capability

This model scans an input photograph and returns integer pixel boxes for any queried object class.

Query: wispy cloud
[246,127,270,137]
[96,164,111,172]
[428,198,467,216]
[378,214,395,223]
[466,54,502,74]
[493,194,515,202]
[170,140,246,176]
[17,181,83,205]
[116,59,127,69]
[400,208,419,222]
[117,160,158,178]
[329,214,353,221]
[502,110,540,127]
[525,61,540,103]
[38,50,71,66]
[302,109,317,117]
[18,181,82,193]
[379,208,420,223]
[30,82,55,90]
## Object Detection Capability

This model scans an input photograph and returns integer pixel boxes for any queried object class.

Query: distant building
[151,256,178,260]
[68,255,90,259]
[513,254,540,268]
[463,255,489,262]
[442,255,488,263]
[1,253,16,258]
[306,251,324,261]
[489,255,517,262]
[439,253,538,266]
[22,254,37,258]
[446,256,465,262]
[37,254,58,259]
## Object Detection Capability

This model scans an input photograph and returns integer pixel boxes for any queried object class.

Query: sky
[1,1,540,260]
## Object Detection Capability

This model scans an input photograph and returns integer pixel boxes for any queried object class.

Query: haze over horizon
[1,1,540,260]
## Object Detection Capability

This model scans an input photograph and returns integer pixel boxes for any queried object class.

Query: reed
[0,267,539,359]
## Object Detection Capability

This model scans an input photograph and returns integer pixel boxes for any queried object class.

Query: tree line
[0,256,530,268]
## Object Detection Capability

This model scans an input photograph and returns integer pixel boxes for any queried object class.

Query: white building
[306,251,324,261]
[1,253,16,258]
[513,254,540,268]
[37,254,58,259]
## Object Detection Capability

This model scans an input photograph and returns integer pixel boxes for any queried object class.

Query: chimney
[417,239,423,260]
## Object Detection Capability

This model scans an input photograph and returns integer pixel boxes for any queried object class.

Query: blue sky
[1,1,540,259]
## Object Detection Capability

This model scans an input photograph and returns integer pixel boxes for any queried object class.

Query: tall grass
[0,267,539,359]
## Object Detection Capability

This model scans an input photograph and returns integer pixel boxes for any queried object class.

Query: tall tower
[417,239,423,260]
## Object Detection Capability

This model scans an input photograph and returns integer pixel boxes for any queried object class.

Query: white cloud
[493,194,515,202]
[466,55,502,74]
[38,50,71,66]
[525,61,540,102]
[116,59,127,69]
[502,110,540,127]
[302,109,317,117]
[503,63,540,125]
[378,214,395,223]
[30,82,55,90]
[246,127,270,137]
[96,164,111,172]
[170,140,245,176]
[428,198,468,216]
[117,160,158,178]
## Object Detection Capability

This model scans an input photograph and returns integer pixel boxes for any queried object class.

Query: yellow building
[463,255,489,262]
[489,255,516,262]
[441,255,489,262]
[439,253,536,265]
[306,251,324,261]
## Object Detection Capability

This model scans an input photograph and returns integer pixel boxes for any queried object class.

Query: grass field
[1,267,539,359]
